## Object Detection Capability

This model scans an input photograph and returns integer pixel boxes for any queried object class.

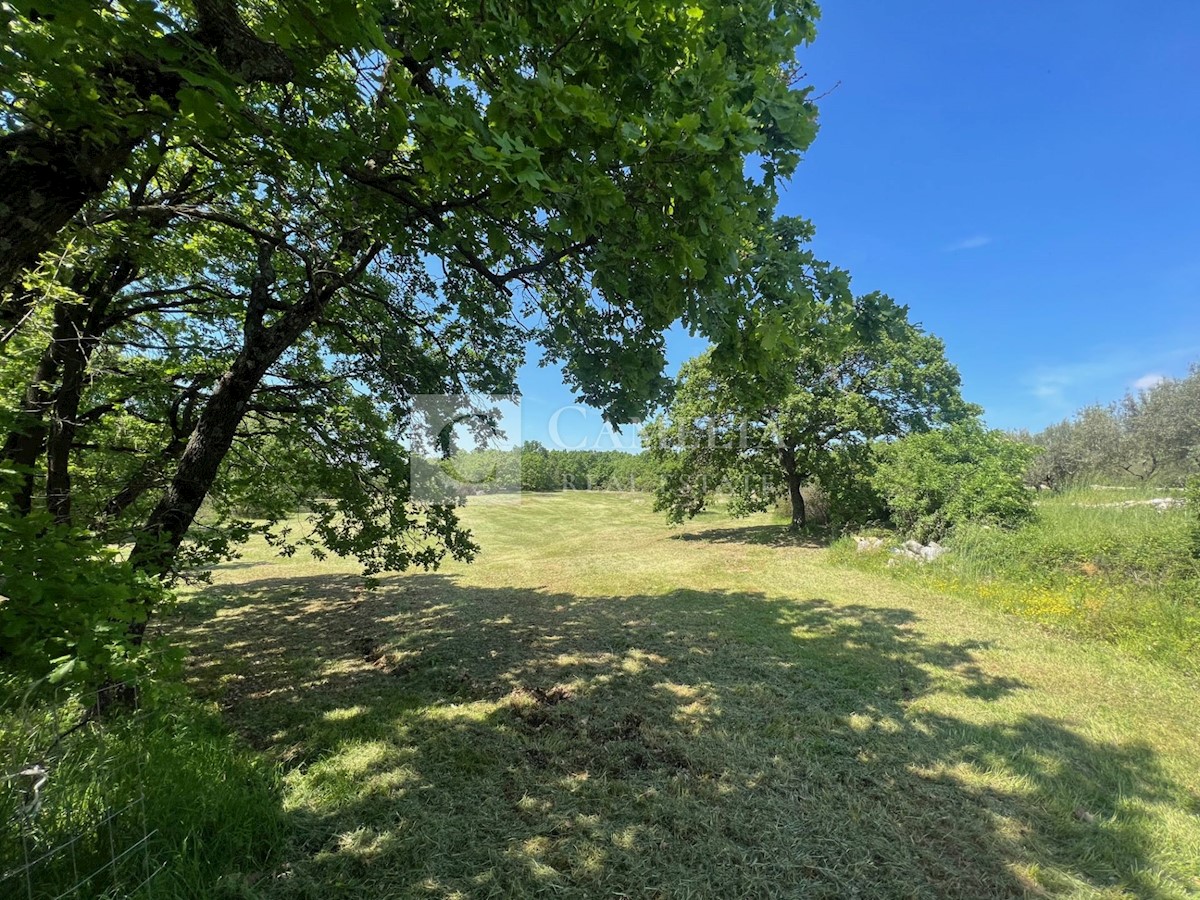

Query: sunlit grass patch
[833,492,1200,672]
[166,493,1200,898]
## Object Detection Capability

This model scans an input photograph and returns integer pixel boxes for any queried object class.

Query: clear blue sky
[516,0,1200,451]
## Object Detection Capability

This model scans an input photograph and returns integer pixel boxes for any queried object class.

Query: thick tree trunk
[0,2,294,296]
[0,131,144,299]
[780,447,806,531]
[1,348,58,513]
[127,353,268,580]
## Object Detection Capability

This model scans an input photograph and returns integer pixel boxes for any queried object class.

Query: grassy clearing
[833,488,1200,671]
[165,492,1200,898]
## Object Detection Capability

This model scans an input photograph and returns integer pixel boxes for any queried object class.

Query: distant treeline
[442,442,659,493]
[1014,365,1200,489]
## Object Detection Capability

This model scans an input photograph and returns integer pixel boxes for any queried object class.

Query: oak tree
[649,293,975,529]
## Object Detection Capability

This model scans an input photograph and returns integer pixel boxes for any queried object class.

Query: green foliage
[871,423,1039,541]
[437,444,660,495]
[817,445,889,528]
[648,292,974,528]
[1020,364,1200,488]
[1187,475,1200,559]
[2,0,834,598]
[0,475,168,687]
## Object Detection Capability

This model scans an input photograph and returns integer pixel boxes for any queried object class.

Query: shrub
[818,446,888,529]
[0,474,169,688]
[871,422,1039,541]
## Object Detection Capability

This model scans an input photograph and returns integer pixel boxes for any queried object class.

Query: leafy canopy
[648,291,976,527]
[1,0,835,685]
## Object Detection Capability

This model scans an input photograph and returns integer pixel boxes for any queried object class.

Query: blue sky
[516,0,1200,450]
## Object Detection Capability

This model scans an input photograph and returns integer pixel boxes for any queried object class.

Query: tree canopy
[647,293,976,528]
[1,0,838,681]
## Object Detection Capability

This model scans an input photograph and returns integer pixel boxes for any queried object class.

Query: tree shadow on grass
[178,573,1198,899]
[673,524,831,548]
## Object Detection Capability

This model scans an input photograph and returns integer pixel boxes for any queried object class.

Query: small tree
[648,293,976,529]
[871,423,1039,542]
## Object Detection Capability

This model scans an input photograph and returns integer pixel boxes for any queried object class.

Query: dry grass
[175,493,1200,898]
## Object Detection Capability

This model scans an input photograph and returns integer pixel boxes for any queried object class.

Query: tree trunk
[780,447,806,531]
[127,354,267,581]
[0,130,145,300]
[127,245,359,581]
[1,347,57,513]
[45,344,88,524]
[0,3,294,295]
[6,259,128,519]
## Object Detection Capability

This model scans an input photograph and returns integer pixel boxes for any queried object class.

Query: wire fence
[1,679,164,899]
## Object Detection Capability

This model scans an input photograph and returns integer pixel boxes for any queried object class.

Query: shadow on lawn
[180,573,1195,899]
[673,523,831,547]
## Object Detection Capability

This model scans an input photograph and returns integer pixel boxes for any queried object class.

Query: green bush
[817,446,887,530]
[871,422,1039,541]
[0,474,169,689]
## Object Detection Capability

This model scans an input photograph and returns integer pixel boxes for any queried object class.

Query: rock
[887,539,949,563]
[855,536,885,552]
[919,541,947,562]
[1149,497,1184,512]
[1088,497,1186,510]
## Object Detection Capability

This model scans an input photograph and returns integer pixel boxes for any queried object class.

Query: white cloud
[1021,347,1197,417]
[944,235,992,252]
[1026,360,1117,406]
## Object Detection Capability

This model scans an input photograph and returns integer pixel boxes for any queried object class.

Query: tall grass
[832,488,1200,671]
[0,682,283,898]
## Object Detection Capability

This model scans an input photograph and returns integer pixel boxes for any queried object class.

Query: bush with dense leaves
[871,423,1040,541]
[0,474,168,688]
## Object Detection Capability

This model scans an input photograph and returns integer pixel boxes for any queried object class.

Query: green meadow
[149,492,1200,898]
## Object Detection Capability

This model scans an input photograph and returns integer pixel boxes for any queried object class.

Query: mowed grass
[177,492,1200,898]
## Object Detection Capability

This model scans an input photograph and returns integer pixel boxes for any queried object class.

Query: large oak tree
[648,293,977,529]
[1,0,833,674]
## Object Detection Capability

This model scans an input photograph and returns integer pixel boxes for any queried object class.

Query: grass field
[167,491,1200,898]
[832,487,1200,671]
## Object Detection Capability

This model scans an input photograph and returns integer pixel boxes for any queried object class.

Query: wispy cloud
[1021,346,1198,419]
[1025,359,1120,406]
[1131,372,1166,391]
[943,234,992,252]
